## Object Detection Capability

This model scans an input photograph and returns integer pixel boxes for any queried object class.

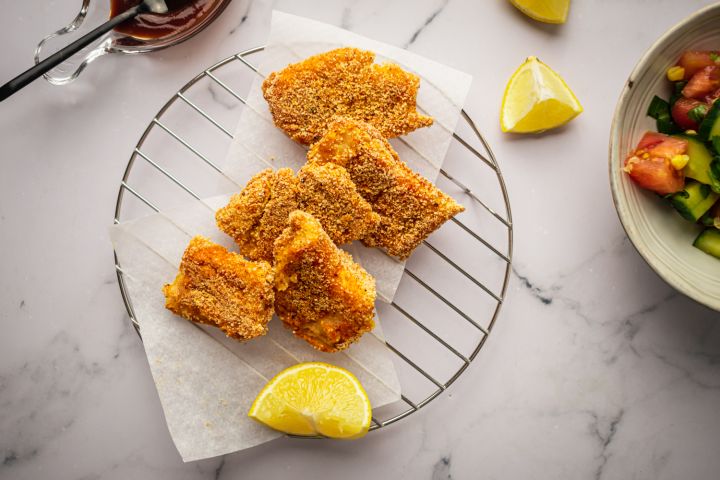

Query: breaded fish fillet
[273,211,376,353]
[216,165,379,261]
[307,117,465,259]
[163,236,275,340]
[215,168,300,262]
[297,162,380,245]
[262,47,433,145]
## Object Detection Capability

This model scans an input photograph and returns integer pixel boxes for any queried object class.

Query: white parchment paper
[110,195,401,461]
[223,11,473,302]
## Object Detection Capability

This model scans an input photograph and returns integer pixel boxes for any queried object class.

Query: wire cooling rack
[113,46,513,431]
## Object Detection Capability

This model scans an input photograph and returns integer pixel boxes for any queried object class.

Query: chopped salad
[624,50,720,259]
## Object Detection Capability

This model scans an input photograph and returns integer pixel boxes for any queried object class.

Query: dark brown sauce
[110,0,222,40]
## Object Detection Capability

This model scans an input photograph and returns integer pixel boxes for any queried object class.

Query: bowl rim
[609,1,720,312]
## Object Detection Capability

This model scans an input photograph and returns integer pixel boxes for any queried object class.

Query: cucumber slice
[699,101,720,140]
[693,228,720,259]
[710,155,720,192]
[669,181,719,222]
[674,134,715,186]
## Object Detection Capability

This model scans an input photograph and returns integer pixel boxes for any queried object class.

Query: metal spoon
[0,0,168,102]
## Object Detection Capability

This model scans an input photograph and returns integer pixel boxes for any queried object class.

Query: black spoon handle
[0,3,146,102]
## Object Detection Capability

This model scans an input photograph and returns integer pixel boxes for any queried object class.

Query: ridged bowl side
[610,3,720,311]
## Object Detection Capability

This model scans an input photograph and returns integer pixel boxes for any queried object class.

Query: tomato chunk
[635,131,668,150]
[625,157,686,194]
[678,51,719,80]
[647,135,687,159]
[683,66,720,99]
[671,97,705,130]
[624,132,686,195]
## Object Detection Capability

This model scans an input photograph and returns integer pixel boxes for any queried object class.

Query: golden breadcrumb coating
[273,211,376,353]
[262,47,433,145]
[307,117,465,259]
[297,162,380,245]
[215,168,300,262]
[162,236,275,341]
[216,165,379,260]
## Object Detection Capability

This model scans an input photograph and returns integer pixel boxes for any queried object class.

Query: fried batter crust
[297,162,380,245]
[262,47,433,145]
[273,211,376,352]
[307,117,465,259]
[215,168,300,262]
[162,236,275,340]
[216,165,379,261]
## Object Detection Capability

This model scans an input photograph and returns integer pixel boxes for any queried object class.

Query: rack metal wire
[113,46,513,431]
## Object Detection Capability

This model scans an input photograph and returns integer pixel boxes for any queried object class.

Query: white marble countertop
[2,0,720,478]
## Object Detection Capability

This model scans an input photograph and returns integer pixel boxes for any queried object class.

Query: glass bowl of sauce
[109,0,231,51]
[35,0,231,84]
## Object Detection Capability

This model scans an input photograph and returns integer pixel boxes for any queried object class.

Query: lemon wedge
[500,56,582,134]
[248,362,372,439]
[509,0,570,24]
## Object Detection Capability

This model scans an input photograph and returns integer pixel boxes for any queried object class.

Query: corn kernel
[685,130,698,135]
[642,152,650,159]
[667,66,685,82]
[624,157,638,174]
[671,154,690,170]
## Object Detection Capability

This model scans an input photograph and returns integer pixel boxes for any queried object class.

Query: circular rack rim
[113,46,514,432]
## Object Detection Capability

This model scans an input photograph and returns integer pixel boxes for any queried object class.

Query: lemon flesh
[248,362,372,439]
[509,0,570,24]
[500,56,582,134]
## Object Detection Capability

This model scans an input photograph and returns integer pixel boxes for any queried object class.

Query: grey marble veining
[2,0,720,478]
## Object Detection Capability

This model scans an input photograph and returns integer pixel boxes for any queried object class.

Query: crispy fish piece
[297,162,380,245]
[262,47,433,145]
[162,236,275,341]
[273,210,376,353]
[215,168,300,262]
[307,117,465,259]
[216,165,379,261]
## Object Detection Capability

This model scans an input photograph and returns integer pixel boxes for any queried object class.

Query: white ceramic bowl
[610,3,720,311]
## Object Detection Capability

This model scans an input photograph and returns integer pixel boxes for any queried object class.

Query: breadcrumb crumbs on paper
[262,47,433,145]
[273,211,376,353]
[307,117,465,258]
[162,236,275,341]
